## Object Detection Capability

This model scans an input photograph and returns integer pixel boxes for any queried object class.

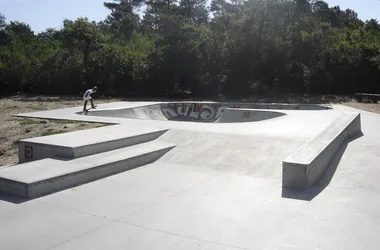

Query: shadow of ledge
[281,132,364,201]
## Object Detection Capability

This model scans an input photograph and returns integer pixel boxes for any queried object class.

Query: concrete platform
[18,125,168,163]
[0,141,175,198]
[1,101,379,250]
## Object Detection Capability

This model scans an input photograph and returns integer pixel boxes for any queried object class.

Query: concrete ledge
[282,112,361,189]
[18,125,168,163]
[0,142,176,198]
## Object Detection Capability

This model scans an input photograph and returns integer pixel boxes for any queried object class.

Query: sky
[0,0,380,33]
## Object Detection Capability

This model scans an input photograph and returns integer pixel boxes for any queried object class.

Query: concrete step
[0,141,176,198]
[18,124,169,163]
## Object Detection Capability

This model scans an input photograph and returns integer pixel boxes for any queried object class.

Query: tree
[0,13,7,45]
[1,0,380,97]
[103,0,143,38]
[0,13,5,29]
[61,18,105,69]
[142,0,177,33]
[366,19,380,31]
[37,28,61,41]
[178,0,208,24]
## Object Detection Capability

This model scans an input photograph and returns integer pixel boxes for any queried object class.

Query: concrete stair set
[0,125,175,198]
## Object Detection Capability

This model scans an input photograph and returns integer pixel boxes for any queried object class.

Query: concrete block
[18,125,168,163]
[282,112,361,189]
[0,141,176,198]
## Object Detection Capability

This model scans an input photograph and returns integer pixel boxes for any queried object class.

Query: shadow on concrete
[281,132,364,201]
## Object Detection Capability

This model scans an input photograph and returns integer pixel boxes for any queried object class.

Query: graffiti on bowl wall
[161,103,242,121]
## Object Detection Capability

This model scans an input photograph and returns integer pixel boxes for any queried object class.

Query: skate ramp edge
[282,112,361,189]
[215,108,286,123]
[79,105,288,123]
[77,102,329,123]
[77,107,139,119]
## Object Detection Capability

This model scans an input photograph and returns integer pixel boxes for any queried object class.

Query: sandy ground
[0,94,379,166]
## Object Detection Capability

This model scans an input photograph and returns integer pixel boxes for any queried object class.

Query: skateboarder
[83,86,97,112]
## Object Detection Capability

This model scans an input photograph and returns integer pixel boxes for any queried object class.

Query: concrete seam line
[117,172,224,221]
[119,221,251,250]
[44,221,115,250]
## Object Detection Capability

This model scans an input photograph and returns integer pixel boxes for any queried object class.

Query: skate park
[1,100,380,250]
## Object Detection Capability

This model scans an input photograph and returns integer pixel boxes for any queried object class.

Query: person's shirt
[83,89,93,100]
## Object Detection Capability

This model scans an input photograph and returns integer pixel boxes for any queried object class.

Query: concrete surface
[283,112,362,188]
[0,101,378,249]
[18,125,168,163]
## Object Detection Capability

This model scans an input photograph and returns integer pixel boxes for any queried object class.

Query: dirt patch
[338,101,380,114]
[1,94,379,166]
[0,95,120,166]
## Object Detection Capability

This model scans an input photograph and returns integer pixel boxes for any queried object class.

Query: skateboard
[82,105,97,114]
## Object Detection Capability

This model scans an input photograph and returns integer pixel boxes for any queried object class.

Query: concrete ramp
[79,107,139,119]
[135,105,168,120]
[79,105,167,120]
[215,108,286,123]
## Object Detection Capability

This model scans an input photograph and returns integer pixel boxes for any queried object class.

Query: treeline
[1,0,380,98]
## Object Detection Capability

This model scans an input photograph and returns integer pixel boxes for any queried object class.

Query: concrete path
[0,102,379,249]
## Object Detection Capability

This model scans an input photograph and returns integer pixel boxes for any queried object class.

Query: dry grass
[0,94,379,166]
[339,101,380,114]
